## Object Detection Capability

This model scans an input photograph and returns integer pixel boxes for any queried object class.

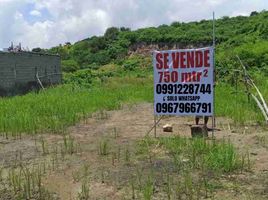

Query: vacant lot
[0,103,267,200]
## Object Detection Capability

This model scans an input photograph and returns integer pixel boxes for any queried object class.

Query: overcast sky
[0,0,267,50]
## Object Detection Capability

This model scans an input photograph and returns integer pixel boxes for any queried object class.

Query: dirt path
[1,102,268,199]
[46,103,268,199]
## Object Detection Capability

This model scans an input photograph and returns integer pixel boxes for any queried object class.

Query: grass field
[0,76,153,137]
[0,73,267,199]
[0,71,267,137]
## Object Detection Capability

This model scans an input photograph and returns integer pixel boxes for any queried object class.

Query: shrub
[64,69,93,87]
[62,59,80,72]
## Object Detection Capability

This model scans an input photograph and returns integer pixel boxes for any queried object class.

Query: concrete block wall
[0,52,62,95]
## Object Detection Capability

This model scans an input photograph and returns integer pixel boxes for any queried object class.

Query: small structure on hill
[0,51,62,96]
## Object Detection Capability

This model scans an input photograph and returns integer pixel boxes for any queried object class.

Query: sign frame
[153,47,214,117]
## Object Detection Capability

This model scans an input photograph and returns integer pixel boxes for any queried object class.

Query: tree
[104,27,120,40]
[88,36,106,53]
[32,47,42,52]
[171,21,181,27]
[120,27,131,32]
[250,11,259,16]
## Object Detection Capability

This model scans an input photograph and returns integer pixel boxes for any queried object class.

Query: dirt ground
[0,102,268,199]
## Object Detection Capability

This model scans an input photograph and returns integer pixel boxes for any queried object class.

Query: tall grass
[160,136,248,173]
[216,83,267,124]
[0,77,153,136]
[0,71,267,136]
[7,164,54,199]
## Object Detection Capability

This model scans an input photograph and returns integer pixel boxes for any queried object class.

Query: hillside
[41,10,268,77]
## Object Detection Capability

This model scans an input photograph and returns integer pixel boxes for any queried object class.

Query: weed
[117,146,121,162]
[0,167,3,182]
[202,175,209,198]
[96,110,108,120]
[78,181,90,200]
[215,83,265,124]
[99,139,109,156]
[82,164,91,182]
[183,171,194,199]
[142,173,154,200]
[72,164,90,183]
[112,152,116,166]
[175,179,183,200]
[256,135,268,149]
[165,173,172,200]
[204,139,238,172]
[172,154,182,171]
[247,151,251,171]
[72,170,80,183]
[136,137,157,163]
[63,135,76,154]
[136,167,143,190]
[40,137,48,155]
[125,147,131,164]
[130,176,136,199]
[7,164,54,199]
[160,136,248,173]
[101,169,105,183]
[113,127,119,139]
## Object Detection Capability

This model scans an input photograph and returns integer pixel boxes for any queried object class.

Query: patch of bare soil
[0,102,268,199]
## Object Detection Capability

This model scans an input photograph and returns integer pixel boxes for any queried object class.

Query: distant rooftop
[0,50,60,57]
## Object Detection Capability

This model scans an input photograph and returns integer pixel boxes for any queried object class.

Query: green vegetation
[99,139,110,156]
[61,59,79,72]
[1,10,267,200]
[0,11,267,136]
[0,56,267,136]
[0,128,251,199]
[137,136,248,173]
[45,11,268,78]
[216,83,266,124]
[1,56,267,137]
[122,136,251,199]
[0,75,152,136]
[6,164,55,199]
[159,136,248,172]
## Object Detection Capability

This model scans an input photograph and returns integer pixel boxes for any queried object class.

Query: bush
[62,60,80,72]
[64,69,93,87]
[123,57,140,71]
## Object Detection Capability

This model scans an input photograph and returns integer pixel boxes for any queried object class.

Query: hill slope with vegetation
[39,10,268,77]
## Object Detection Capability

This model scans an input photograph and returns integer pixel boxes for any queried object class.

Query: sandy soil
[0,102,268,199]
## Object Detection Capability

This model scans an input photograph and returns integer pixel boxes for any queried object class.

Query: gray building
[0,51,62,96]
